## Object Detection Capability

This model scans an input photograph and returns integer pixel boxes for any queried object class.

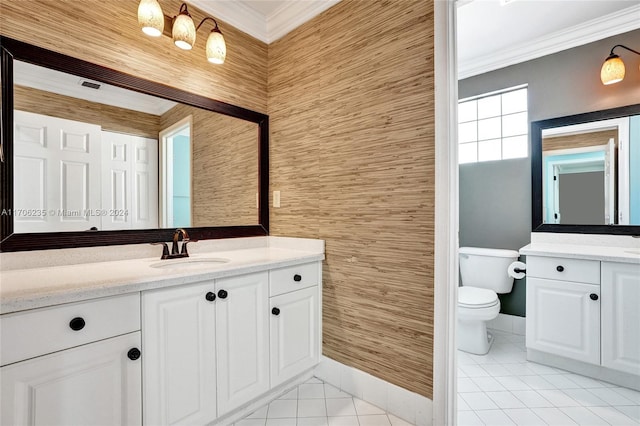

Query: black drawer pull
[590,293,599,301]
[556,265,564,272]
[218,289,228,299]
[272,307,280,316]
[69,317,86,331]
[205,292,216,302]
[127,348,141,361]
[293,274,302,282]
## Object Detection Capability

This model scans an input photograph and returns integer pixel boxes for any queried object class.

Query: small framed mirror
[531,103,640,235]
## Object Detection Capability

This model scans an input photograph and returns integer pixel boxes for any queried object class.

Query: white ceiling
[457,0,640,79]
[192,0,640,79]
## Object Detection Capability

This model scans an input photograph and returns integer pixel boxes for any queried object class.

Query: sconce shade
[206,29,226,64]
[138,0,164,37]
[173,11,196,50]
[601,54,625,85]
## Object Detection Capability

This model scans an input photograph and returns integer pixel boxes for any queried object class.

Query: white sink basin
[150,258,229,270]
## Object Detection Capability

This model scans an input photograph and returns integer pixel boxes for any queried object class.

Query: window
[458,86,528,164]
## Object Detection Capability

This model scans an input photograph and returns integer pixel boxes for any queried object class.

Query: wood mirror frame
[0,37,269,252]
[531,103,640,235]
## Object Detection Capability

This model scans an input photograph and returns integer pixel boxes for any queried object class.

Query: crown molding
[188,0,268,42]
[188,0,341,44]
[266,0,341,43]
[458,4,640,80]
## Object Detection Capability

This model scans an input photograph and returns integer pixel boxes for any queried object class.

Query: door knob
[556,265,564,272]
[590,293,599,301]
[218,289,228,299]
[205,292,216,301]
[272,307,280,316]
[293,274,302,282]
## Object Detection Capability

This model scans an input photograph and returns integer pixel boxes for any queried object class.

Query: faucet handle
[151,242,170,259]
[180,238,198,255]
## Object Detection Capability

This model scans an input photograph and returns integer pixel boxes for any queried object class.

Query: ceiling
[191,0,640,79]
[457,0,640,78]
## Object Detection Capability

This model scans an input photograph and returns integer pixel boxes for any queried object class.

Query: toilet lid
[459,286,498,308]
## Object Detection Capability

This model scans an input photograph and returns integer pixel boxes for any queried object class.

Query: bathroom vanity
[521,239,640,390]
[0,237,323,426]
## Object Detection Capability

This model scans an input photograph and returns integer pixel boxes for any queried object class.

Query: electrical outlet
[273,191,281,208]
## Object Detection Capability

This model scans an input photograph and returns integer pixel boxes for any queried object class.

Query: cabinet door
[270,286,319,387]
[602,262,640,375]
[215,272,269,415]
[142,282,217,425]
[1,332,141,426]
[526,277,600,364]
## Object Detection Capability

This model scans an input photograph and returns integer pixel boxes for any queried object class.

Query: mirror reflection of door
[159,116,192,228]
[542,118,631,225]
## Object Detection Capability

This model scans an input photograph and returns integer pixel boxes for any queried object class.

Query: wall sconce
[600,44,640,85]
[137,0,226,65]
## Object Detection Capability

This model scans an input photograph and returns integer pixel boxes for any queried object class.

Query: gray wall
[458,29,640,316]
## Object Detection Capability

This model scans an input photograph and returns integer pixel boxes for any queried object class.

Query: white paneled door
[13,110,101,232]
[101,131,158,230]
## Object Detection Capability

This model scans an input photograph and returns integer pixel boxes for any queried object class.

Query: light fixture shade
[138,0,164,37]
[206,30,226,64]
[173,12,196,50]
[601,55,625,85]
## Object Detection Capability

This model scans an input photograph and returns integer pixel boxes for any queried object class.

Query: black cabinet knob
[293,274,302,282]
[69,317,86,331]
[218,289,228,299]
[556,265,564,272]
[205,292,216,302]
[127,348,141,361]
[590,293,599,301]
[272,307,280,316]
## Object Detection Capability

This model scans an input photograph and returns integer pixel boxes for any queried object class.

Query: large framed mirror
[531,103,640,235]
[0,37,269,251]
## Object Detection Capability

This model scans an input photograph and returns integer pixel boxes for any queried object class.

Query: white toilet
[458,247,520,355]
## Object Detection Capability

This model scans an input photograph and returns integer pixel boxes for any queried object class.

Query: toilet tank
[459,247,520,294]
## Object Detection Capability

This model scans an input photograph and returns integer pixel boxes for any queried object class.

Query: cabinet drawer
[0,293,140,366]
[270,262,319,296]
[527,256,600,284]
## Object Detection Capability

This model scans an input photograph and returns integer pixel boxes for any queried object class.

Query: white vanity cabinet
[142,262,321,425]
[142,272,270,425]
[0,294,142,426]
[269,263,321,387]
[526,256,601,364]
[526,253,640,389]
[601,261,640,375]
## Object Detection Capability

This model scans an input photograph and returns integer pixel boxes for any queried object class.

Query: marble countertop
[0,245,324,315]
[520,243,640,264]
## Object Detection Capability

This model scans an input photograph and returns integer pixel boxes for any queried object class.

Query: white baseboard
[314,356,433,426]
[487,313,526,335]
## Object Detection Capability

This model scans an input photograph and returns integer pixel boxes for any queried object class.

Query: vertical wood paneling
[160,104,259,226]
[268,0,434,398]
[0,0,267,113]
[14,86,161,139]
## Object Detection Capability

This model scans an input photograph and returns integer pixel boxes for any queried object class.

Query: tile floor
[235,377,414,426]
[458,329,640,425]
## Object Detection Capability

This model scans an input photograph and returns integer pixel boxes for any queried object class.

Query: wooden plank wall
[14,86,161,138]
[160,104,259,226]
[0,0,268,113]
[543,129,618,152]
[268,0,435,398]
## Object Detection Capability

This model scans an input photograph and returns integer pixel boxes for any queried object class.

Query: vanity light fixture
[137,1,226,64]
[600,44,640,85]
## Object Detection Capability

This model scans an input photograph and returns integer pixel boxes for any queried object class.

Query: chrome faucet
[152,228,197,259]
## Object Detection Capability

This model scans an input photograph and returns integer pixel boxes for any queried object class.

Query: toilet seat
[458,286,498,309]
